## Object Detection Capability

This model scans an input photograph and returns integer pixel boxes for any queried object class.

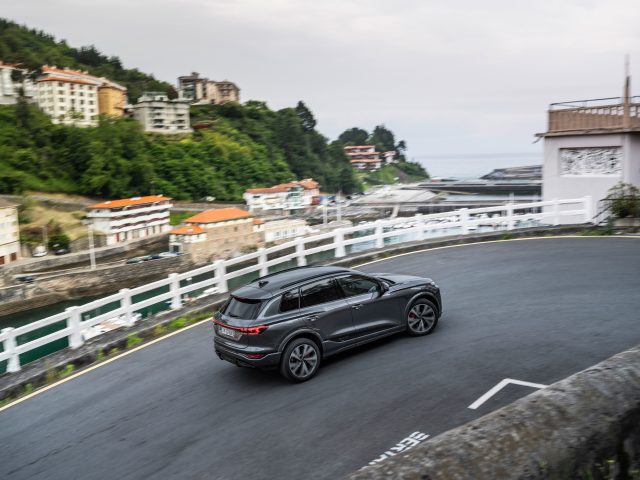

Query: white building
[244,179,320,214]
[540,76,640,222]
[0,61,35,105]
[255,218,308,243]
[86,195,173,245]
[132,92,192,134]
[0,198,20,265]
[34,66,106,126]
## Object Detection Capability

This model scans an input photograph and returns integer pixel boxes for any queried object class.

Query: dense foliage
[0,18,175,101]
[0,98,363,200]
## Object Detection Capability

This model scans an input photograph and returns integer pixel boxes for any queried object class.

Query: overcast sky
[4,0,640,176]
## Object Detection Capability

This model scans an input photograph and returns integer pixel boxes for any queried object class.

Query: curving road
[1,237,640,479]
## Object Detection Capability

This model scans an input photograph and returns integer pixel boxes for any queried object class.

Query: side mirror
[379,281,389,295]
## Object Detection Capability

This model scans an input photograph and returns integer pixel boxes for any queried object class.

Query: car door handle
[304,315,319,322]
[351,304,363,310]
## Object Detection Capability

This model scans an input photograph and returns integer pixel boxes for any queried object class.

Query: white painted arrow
[468,378,548,410]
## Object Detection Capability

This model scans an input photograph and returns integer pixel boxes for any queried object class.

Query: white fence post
[460,209,469,235]
[169,273,181,310]
[2,328,20,373]
[334,229,346,258]
[215,260,228,293]
[583,196,592,224]
[66,306,83,349]
[506,203,515,231]
[414,214,424,241]
[120,288,134,327]
[375,221,384,249]
[296,239,307,266]
[552,198,560,226]
[257,248,268,276]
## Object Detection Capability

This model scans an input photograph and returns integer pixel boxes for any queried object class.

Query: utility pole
[336,191,342,222]
[323,197,328,227]
[88,223,96,270]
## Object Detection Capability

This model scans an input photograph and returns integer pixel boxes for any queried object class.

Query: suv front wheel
[280,338,321,382]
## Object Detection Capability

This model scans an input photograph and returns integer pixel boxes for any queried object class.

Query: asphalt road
[1,237,639,479]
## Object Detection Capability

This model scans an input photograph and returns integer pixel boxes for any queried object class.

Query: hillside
[0,18,175,100]
[0,98,362,200]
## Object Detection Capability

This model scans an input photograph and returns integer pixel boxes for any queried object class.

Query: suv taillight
[213,319,268,335]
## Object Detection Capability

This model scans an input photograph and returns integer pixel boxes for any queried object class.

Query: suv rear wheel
[280,338,321,382]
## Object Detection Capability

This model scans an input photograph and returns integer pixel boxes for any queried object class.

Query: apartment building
[243,179,320,214]
[0,199,20,265]
[0,61,35,105]
[344,145,382,170]
[86,195,173,245]
[169,208,259,261]
[35,66,127,126]
[177,72,240,104]
[132,92,192,134]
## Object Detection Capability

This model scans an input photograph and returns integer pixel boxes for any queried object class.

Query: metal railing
[0,197,592,373]
[547,97,640,133]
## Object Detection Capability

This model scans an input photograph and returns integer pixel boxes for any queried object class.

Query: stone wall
[347,345,640,480]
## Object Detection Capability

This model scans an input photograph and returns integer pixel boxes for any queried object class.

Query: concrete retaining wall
[347,345,640,480]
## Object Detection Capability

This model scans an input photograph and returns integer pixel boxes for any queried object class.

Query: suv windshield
[222,296,263,319]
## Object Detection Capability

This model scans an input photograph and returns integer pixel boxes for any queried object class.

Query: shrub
[605,182,640,218]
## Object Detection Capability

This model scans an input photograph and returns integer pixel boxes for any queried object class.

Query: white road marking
[362,431,430,469]
[468,378,548,410]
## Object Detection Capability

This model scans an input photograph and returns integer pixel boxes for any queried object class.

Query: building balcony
[545,96,640,136]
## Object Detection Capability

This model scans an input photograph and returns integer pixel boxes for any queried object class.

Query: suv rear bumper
[214,339,281,369]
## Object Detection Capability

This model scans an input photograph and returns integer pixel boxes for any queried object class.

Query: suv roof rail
[253,265,315,282]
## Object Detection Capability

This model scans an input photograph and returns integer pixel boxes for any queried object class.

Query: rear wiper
[227,313,239,318]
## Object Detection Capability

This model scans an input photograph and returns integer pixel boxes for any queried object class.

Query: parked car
[32,245,47,257]
[213,265,442,382]
[125,255,152,264]
[53,248,70,255]
[16,275,36,283]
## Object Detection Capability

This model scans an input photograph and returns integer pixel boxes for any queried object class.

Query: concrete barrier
[347,345,640,480]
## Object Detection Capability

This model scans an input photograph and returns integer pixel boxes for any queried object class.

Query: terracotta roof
[344,145,376,149]
[87,195,171,209]
[42,65,99,79]
[351,158,381,163]
[185,208,252,224]
[246,186,291,194]
[170,225,206,235]
[245,178,319,194]
[252,218,265,225]
[37,76,98,86]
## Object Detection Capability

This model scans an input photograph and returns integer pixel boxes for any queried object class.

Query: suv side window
[337,275,380,297]
[300,278,342,308]
[279,288,300,313]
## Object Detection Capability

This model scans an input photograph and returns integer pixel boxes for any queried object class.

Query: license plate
[219,326,238,339]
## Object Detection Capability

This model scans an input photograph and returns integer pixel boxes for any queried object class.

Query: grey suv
[213,265,441,382]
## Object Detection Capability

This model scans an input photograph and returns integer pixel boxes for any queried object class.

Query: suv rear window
[222,296,263,319]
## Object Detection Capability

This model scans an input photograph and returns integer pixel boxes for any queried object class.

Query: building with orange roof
[0,61,36,105]
[35,65,127,126]
[344,145,385,171]
[85,195,173,245]
[169,207,260,261]
[243,178,320,214]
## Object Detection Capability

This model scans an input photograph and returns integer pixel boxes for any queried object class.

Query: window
[222,296,263,319]
[300,278,342,308]
[279,289,300,313]
[337,275,380,297]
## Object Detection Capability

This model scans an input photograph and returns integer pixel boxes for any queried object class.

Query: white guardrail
[0,197,591,373]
